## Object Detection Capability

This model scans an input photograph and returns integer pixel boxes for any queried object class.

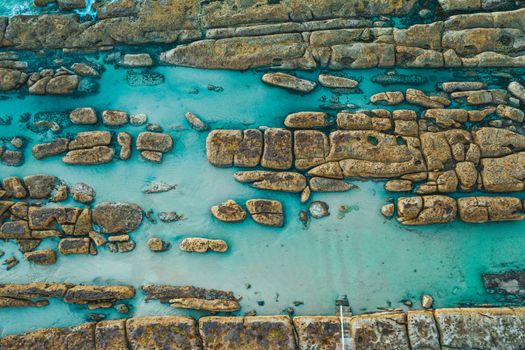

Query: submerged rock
[309,201,330,219]
[483,270,525,297]
[246,199,284,227]
[158,212,184,223]
[63,285,135,306]
[179,237,228,253]
[440,82,486,92]
[121,53,153,67]
[211,200,246,223]
[142,182,176,194]
[126,71,165,87]
[23,175,57,199]
[184,112,208,131]
[262,73,316,93]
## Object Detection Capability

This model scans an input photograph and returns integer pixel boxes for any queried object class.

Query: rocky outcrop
[284,112,327,129]
[206,129,263,167]
[397,195,457,225]
[458,197,524,223]
[142,284,239,312]
[126,316,201,349]
[234,171,306,192]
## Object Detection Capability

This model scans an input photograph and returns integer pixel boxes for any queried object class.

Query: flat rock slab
[262,73,317,93]
[92,202,143,234]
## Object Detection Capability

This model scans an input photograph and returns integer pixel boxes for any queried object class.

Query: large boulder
[246,199,284,227]
[32,138,69,160]
[136,132,173,153]
[457,197,524,223]
[92,202,143,233]
[179,237,228,253]
[261,128,293,169]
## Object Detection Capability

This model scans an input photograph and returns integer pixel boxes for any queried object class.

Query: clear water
[0,62,524,336]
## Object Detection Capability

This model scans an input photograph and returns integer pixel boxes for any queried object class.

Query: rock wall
[3,307,525,349]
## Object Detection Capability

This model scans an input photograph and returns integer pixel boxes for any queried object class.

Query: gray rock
[142,182,176,194]
[309,201,329,219]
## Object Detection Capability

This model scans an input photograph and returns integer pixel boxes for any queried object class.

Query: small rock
[71,63,99,77]
[146,123,163,132]
[309,201,329,219]
[179,237,228,253]
[142,181,176,194]
[71,183,96,203]
[140,151,163,163]
[207,84,223,92]
[108,234,130,242]
[2,176,27,198]
[185,112,208,131]
[300,186,311,204]
[148,237,170,252]
[3,256,18,270]
[117,240,135,253]
[115,303,129,313]
[158,212,184,222]
[211,200,246,222]
[130,113,147,126]
[121,53,154,67]
[318,74,358,89]
[10,137,24,149]
[117,132,132,160]
[381,203,395,218]
[23,174,57,199]
[370,91,404,105]
[508,81,525,104]
[496,104,524,122]
[70,107,97,125]
[421,294,433,309]
[102,110,128,127]
[299,210,309,225]
[262,73,316,93]
[24,249,57,265]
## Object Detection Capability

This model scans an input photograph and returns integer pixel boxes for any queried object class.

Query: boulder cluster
[3,306,525,349]
[0,174,143,266]
[32,107,173,164]
[0,136,25,167]
[207,79,525,226]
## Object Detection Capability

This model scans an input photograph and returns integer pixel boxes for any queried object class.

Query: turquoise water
[1,62,525,335]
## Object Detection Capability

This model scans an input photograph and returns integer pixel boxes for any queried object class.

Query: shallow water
[1,62,525,335]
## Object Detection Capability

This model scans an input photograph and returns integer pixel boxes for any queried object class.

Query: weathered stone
[170,298,240,312]
[435,307,525,349]
[263,72,316,93]
[32,138,69,159]
[381,203,395,218]
[508,81,525,104]
[70,107,97,125]
[424,109,469,128]
[329,43,395,69]
[24,249,56,265]
[142,284,237,304]
[406,88,449,108]
[384,179,412,192]
[45,75,79,95]
[483,270,525,297]
[16,238,40,252]
[126,316,201,349]
[246,199,284,227]
[28,206,81,230]
[318,74,358,89]
[63,146,115,165]
[22,175,56,199]
[147,237,169,252]
[458,197,524,223]
[130,113,147,126]
[370,91,404,105]
[420,130,471,171]
[92,202,143,234]
[59,238,91,255]
[206,129,263,167]
[336,112,391,131]
[71,63,98,77]
[407,310,440,350]
[294,316,348,350]
[261,128,292,169]
[480,152,525,192]
[397,195,457,225]
[136,132,173,153]
[102,110,128,127]
[140,150,163,163]
[0,297,49,308]
[2,176,27,198]
[64,285,135,305]
[284,112,327,128]
[71,183,96,203]
[293,130,330,169]
[121,53,153,67]
[199,316,296,349]
[95,320,127,350]
[0,221,31,239]
[0,282,69,299]
[179,237,227,253]
[117,132,132,160]
[234,170,306,192]
[496,104,525,122]
[185,111,208,131]
[309,177,355,192]
[69,131,111,150]
[440,81,486,92]
[74,209,92,236]
[0,68,27,91]
[211,199,246,222]
[350,312,410,349]
[473,127,525,157]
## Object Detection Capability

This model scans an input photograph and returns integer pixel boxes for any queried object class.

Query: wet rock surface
[179,237,228,253]
[246,199,284,227]
[211,199,246,222]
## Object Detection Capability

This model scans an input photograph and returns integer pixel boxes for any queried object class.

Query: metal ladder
[336,295,353,350]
